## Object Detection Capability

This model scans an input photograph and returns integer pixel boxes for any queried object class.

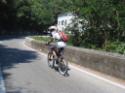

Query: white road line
[70,65,125,89]
[24,41,125,90]
[0,67,6,93]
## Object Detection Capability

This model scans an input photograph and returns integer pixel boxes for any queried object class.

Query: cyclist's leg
[59,47,70,70]
[56,41,66,58]
[58,47,64,58]
[48,45,55,60]
[49,44,58,58]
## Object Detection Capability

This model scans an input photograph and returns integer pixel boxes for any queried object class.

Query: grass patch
[32,36,50,42]
[32,35,73,46]
[103,41,125,54]
[31,35,125,55]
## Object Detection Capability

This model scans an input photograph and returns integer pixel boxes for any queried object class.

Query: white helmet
[48,26,58,30]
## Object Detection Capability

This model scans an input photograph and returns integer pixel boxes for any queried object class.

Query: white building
[57,13,88,33]
[57,13,75,31]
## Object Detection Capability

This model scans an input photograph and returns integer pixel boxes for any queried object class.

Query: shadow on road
[0,45,37,69]
[0,35,25,41]
[0,44,38,93]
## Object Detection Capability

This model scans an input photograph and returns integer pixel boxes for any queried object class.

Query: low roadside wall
[25,37,125,80]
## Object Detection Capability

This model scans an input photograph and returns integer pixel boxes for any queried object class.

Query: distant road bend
[0,37,125,93]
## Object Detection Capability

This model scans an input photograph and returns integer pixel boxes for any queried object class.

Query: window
[65,20,67,25]
[58,21,60,25]
[61,20,64,25]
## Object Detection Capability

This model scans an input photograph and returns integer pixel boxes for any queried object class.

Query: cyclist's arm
[47,32,56,45]
[47,37,54,45]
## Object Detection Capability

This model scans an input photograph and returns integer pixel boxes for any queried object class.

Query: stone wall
[25,37,125,79]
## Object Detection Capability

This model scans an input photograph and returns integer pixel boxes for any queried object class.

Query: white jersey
[51,31,61,40]
[51,31,66,48]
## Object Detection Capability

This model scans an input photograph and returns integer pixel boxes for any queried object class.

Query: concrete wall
[25,37,125,80]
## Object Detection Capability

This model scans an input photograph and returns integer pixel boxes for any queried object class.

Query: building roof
[58,12,76,17]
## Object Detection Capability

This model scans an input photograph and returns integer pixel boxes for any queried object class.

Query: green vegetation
[32,36,73,46]
[103,41,125,54]
[65,0,125,54]
[0,0,67,34]
[32,36,125,54]
[32,36,50,42]
[0,0,125,54]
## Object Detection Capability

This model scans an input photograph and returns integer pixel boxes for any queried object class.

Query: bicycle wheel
[58,59,68,75]
[47,52,54,68]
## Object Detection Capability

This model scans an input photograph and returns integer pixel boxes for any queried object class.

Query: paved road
[0,37,125,93]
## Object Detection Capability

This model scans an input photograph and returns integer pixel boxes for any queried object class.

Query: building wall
[57,13,75,31]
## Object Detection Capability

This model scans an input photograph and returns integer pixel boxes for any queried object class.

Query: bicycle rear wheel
[58,59,68,75]
[47,52,54,68]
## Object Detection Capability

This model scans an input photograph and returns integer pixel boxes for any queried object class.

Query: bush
[32,36,125,55]
[104,41,125,54]
[32,36,50,42]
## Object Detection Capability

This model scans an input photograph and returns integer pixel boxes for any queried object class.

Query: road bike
[47,47,69,76]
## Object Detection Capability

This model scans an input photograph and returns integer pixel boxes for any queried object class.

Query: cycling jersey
[51,31,66,48]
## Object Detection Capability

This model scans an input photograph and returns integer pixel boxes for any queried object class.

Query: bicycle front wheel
[47,52,54,68]
[58,59,68,75]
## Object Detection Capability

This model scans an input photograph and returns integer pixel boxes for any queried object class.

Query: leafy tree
[0,0,125,47]
[65,0,125,48]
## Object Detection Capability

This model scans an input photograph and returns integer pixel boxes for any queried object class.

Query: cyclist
[47,26,66,60]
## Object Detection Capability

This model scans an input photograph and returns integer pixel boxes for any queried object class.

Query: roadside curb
[25,37,125,80]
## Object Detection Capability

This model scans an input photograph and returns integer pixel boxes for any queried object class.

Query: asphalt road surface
[0,36,125,93]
